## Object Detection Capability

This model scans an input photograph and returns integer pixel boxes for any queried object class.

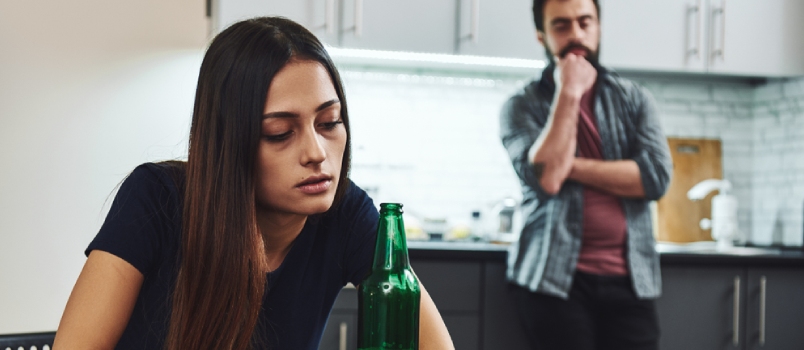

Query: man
[499,0,672,349]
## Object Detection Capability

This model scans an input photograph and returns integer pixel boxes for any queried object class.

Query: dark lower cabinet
[320,260,484,350]
[442,315,481,350]
[482,262,530,350]
[320,287,358,350]
[657,266,745,350]
[412,260,482,350]
[320,257,804,350]
[319,311,357,350]
[744,267,804,350]
[658,265,804,350]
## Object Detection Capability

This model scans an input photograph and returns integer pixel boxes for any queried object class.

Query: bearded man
[499,0,673,349]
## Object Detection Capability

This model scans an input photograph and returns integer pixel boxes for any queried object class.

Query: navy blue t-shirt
[86,162,379,349]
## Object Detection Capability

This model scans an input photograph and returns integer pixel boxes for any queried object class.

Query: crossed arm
[529,86,645,198]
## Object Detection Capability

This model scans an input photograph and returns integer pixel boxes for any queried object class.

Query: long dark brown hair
[166,17,351,350]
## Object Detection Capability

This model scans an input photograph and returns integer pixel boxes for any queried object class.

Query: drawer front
[411,260,482,312]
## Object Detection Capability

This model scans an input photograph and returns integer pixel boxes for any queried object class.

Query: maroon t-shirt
[574,90,629,276]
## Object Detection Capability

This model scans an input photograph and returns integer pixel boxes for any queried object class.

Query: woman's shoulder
[123,161,186,198]
[88,161,186,274]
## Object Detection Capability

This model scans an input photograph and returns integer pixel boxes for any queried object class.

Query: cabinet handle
[339,322,348,350]
[315,0,335,34]
[686,0,701,59]
[342,0,363,38]
[461,0,480,44]
[711,0,726,61]
[354,0,363,37]
[733,275,741,346]
[760,276,767,346]
[324,0,336,35]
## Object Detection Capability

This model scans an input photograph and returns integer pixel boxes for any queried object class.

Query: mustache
[558,43,594,59]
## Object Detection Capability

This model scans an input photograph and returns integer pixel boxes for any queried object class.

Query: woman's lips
[297,178,332,194]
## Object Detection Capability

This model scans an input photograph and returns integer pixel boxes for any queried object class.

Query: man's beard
[544,41,600,68]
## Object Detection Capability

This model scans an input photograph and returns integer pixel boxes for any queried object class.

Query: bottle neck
[372,211,411,271]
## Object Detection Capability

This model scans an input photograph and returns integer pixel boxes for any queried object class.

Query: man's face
[537,0,601,65]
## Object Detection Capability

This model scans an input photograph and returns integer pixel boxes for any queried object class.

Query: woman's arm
[54,250,144,349]
[418,284,455,350]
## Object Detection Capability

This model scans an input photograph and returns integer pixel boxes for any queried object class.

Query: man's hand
[557,53,597,98]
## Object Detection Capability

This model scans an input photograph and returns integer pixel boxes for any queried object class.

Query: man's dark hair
[532,0,600,32]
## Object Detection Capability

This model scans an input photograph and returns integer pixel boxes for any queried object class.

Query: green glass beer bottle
[358,203,421,350]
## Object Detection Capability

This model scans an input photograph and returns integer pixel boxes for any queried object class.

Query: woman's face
[255,59,346,217]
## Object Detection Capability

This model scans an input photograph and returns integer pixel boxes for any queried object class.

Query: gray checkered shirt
[499,64,673,299]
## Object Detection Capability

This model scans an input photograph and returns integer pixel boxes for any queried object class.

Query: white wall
[0,0,207,333]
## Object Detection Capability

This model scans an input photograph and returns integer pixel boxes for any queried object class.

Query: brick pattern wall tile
[751,77,804,246]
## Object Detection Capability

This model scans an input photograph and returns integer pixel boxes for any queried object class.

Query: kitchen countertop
[408,240,804,266]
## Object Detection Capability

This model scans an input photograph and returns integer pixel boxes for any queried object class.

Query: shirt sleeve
[629,86,673,201]
[499,87,555,202]
[338,181,379,286]
[85,163,180,275]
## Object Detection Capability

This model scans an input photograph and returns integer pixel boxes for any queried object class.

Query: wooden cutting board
[656,138,722,243]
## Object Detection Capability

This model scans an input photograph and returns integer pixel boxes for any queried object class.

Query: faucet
[687,179,739,249]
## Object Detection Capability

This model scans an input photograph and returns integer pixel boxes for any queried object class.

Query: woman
[54,17,453,350]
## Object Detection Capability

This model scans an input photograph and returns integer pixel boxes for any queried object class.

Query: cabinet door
[319,312,357,350]
[320,288,358,350]
[482,262,531,350]
[339,0,457,54]
[411,260,482,349]
[745,267,804,350]
[657,266,746,350]
[455,0,545,60]
[443,315,481,350]
[214,0,338,44]
[706,0,804,77]
[410,260,481,312]
[599,0,706,72]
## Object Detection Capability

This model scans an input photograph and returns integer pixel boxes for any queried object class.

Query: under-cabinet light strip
[326,46,547,69]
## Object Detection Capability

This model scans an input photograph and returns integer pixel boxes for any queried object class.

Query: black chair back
[0,332,56,350]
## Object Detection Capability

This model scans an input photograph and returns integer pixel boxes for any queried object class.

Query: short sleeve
[338,181,379,286]
[85,163,182,275]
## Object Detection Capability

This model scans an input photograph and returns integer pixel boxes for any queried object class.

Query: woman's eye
[264,131,293,142]
[320,120,344,130]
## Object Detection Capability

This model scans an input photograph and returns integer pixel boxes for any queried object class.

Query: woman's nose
[300,130,327,165]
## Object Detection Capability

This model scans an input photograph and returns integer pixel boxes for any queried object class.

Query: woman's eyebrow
[315,99,340,112]
[263,111,298,119]
[263,99,341,119]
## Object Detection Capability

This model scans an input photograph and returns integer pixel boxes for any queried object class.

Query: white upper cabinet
[600,0,804,77]
[707,0,804,77]
[338,0,457,54]
[455,0,545,61]
[213,0,804,77]
[213,0,338,45]
[599,0,706,73]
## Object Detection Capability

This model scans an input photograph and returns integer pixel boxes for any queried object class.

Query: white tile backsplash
[343,70,527,223]
[340,66,804,246]
[751,79,804,246]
